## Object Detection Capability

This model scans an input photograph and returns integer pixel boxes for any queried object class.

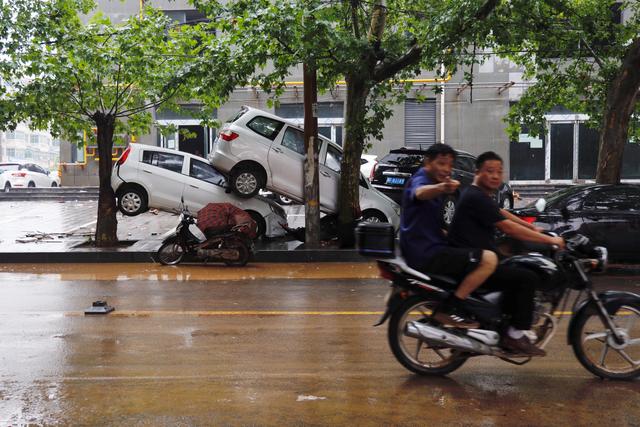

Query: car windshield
[0,164,20,173]
[526,186,588,210]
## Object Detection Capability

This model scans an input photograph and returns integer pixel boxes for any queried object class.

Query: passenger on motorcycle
[448,151,565,356]
[399,144,498,329]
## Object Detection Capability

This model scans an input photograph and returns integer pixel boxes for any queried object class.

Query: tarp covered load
[197,203,257,239]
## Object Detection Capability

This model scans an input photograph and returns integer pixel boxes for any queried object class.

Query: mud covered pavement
[1,263,640,425]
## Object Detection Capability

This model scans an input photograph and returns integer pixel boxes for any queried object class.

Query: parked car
[369,147,514,225]
[512,184,640,262]
[111,144,288,238]
[208,106,401,227]
[0,163,59,191]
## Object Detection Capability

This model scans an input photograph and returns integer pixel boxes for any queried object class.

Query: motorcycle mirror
[534,198,546,213]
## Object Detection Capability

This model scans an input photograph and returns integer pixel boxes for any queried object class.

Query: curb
[0,249,369,264]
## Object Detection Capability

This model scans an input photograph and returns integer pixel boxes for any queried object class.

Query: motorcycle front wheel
[571,302,640,380]
[222,236,250,267]
[388,296,468,376]
[156,237,186,266]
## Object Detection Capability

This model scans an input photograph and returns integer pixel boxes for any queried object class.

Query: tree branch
[350,0,360,39]
[373,43,422,82]
[115,84,182,117]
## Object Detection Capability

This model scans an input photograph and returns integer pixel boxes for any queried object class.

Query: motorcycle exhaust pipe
[404,321,493,355]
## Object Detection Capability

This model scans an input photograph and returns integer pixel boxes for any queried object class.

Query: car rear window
[0,164,20,173]
[228,107,248,123]
[247,116,285,140]
[380,152,424,167]
[142,151,184,173]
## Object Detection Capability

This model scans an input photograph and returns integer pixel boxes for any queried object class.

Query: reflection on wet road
[1,265,639,425]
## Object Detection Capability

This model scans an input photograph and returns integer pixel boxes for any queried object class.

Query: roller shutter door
[404,99,436,147]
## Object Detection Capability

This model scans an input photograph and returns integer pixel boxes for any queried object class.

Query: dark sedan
[370,147,514,225]
[512,184,640,262]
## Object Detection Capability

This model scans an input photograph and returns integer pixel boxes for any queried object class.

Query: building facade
[60,0,640,185]
[0,124,60,172]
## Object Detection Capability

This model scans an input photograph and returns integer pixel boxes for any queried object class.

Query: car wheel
[246,210,266,238]
[3,182,10,192]
[277,194,293,205]
[117,186,148,216]
[51,182,58,188]
[362,209,388,223]
[28,181,35,188]
[230,164,263,198]
[442,195,456,227]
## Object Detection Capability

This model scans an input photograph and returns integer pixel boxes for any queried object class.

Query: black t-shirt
[448,185,505,251]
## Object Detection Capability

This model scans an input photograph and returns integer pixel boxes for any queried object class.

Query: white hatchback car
[111,144,288,238]
[209,106,400,227]
[0,163,59,191]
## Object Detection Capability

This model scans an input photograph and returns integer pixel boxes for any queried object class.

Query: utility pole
[303,62,320,247]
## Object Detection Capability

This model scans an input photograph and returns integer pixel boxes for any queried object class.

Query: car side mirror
[534,198,546,213]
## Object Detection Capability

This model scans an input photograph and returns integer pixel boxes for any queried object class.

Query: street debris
[15,231,89,243]
[296,395,327,402]
[84,300,115,315]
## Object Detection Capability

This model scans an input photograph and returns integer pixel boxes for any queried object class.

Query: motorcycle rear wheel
[571,302,640,380]
[222,236,250,267]
[388,296,468,376]
[156,237,185,266]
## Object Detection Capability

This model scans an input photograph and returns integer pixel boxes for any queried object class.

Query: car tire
[276,194,293,205]
[117,186,149,216]
[246,210,266,238]
[230,164,264,198]
[3,182,10,192]
[51,182,58,188]
[28,181,35,188]
[362,209,388,223]
[442,195,456,228]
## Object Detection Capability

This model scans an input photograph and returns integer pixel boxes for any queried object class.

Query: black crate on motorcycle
[356,222,395,258]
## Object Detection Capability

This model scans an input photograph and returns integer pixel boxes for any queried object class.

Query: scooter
[156,204,253,266]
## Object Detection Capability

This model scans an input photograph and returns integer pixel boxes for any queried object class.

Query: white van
[209,106,400,228]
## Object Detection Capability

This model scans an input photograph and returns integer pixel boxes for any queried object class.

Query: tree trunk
[303,63,321,248]
[94,113,119,246]
[337,73,369,246]
[596,37,640,184]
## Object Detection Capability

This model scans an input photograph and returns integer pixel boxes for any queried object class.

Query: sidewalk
[0,200,364,263]
[0,200,638,274]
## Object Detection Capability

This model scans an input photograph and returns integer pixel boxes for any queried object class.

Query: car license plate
[386,176,405,185]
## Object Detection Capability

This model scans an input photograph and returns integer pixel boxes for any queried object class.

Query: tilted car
[369,147,514,225]
[0,162,59,191]
[512,184,640,262]
[111,143,288,238]
[208,106,400,228]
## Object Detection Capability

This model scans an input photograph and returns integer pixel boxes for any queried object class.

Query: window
[455,156,476,173]
[325,144,342,173]
[6,148,16,158]
[6,131,25,141]
[29,135,39,144]
[281,128,305,155]
[190,159,226,186]
[24,149,33,159]
[142,151,184,173]
[247,116,284,140]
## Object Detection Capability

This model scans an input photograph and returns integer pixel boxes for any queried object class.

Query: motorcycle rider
[448,151,565,356]
[399,144,498,329]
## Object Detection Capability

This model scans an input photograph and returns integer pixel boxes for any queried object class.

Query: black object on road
[85,300,115,315]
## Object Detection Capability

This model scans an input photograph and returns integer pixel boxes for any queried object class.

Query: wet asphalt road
[1,264,640,426]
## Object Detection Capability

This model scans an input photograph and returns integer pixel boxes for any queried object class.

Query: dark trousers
[482,265,537,330]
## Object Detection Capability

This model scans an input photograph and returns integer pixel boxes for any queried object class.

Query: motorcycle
[156,204,253,267]
[360,223,640,380]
